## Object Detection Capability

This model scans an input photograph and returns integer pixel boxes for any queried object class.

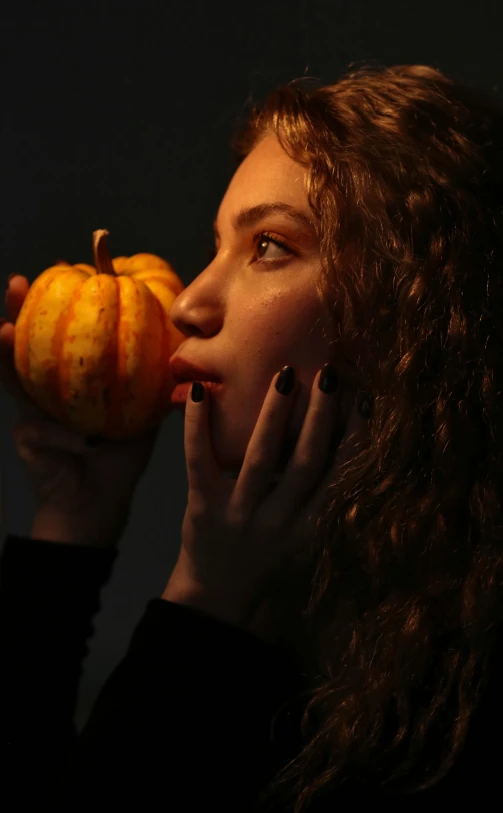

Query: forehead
[218,135,310,218]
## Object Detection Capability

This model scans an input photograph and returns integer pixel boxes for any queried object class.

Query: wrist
[162,567,257,629]
[31,501,121,548]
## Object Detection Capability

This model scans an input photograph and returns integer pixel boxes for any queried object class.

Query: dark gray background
[1,0,502,729]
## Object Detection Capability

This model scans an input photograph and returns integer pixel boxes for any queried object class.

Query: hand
[163,366,371,626]
[0,275,161,547]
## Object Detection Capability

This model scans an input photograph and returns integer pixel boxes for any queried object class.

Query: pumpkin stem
[93,230,116,275]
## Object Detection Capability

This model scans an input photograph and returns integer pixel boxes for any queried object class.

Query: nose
[169,263,224,340]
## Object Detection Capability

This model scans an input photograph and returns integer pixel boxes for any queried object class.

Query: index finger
[5,275,30,323]
[184,382,223,502]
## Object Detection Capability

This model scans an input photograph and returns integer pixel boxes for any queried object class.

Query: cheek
[208,291,330,471]
[236,292,326,365]
[208,349,327,475]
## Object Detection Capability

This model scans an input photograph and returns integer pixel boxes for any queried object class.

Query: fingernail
[276,366,295,396]
[319,362,338,394]
[0,318,7,330]
[191,381,205,402]
[7,273,18,284]
[358,394,373,418]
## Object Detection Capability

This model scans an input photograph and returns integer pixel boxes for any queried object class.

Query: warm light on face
[167,134,342,474]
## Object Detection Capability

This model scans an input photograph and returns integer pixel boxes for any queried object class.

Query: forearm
[31,501,124,548]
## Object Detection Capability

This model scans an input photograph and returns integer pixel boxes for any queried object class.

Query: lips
[170,379,223,407]
[169,355,221,384]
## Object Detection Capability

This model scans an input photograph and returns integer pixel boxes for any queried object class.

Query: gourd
[14,229,185,439]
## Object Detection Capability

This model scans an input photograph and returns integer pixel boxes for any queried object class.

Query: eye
[253,232,293,266]
[207,231,294,267]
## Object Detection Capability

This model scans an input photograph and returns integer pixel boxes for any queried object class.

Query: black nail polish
[191,381,205,402]
[276,366,295,396]
[319,362,338,394]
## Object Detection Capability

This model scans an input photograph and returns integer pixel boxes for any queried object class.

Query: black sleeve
[0,535,307,813]
[0,534,118,811]
[54,599,307,813]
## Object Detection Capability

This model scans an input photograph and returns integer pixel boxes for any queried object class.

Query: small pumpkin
[14,229,185,439]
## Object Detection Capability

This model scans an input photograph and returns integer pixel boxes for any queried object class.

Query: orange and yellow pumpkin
[14,229,185,439]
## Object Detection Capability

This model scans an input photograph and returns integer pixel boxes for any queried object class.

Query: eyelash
[207,231,294,267]
[252,231,293,266]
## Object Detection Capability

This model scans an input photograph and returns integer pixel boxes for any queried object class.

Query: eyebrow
[212,202,316,240]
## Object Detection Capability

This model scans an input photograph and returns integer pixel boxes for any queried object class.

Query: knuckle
[245,452,268,473]
[187,500,209,524]
[190,513,207,529]
[185,452,200,470]
[290,454,317,482]
[293,451,313,471]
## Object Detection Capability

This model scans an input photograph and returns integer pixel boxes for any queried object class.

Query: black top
[0,534,502,812]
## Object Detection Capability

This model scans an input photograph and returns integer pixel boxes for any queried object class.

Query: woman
[1,63,503,812]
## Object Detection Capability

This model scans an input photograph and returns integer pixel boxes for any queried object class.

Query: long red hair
[231,64,503,811]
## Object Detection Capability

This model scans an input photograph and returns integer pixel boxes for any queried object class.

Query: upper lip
[169,355,221,384]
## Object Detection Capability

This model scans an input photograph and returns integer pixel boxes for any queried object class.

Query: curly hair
[230,64,503,811]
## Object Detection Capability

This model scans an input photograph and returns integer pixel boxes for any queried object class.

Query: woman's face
[169,134,355,474]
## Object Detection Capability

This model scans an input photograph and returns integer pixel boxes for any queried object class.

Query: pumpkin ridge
[13,231,186,439]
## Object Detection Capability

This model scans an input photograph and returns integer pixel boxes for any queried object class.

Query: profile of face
[169,134,356,475]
